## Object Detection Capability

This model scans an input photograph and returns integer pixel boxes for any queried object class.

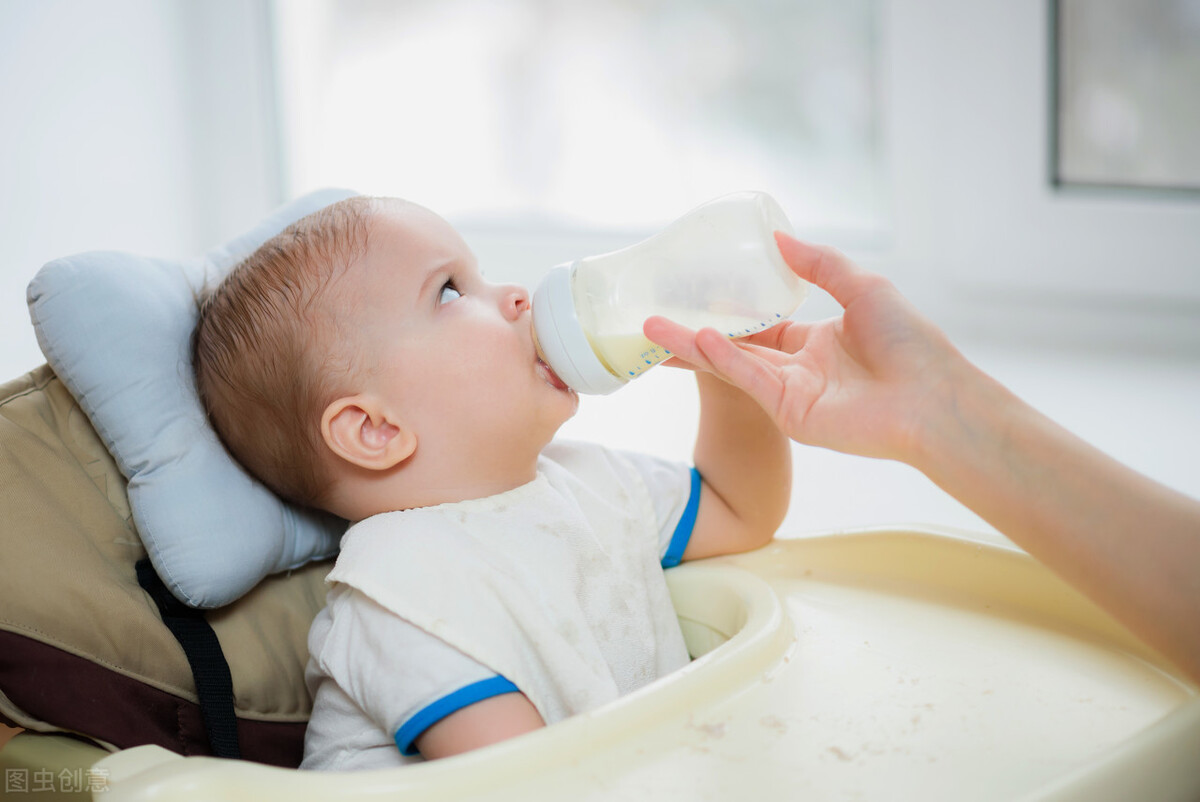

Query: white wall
[0,0,280,382]
[2,0,1197,388]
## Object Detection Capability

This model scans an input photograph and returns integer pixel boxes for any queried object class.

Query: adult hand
[644,232,968,463]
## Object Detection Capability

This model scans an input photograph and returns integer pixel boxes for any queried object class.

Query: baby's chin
[538,410,574,445]
[551,390,581,429]
[535,359,584,426]
[522,409,574,461]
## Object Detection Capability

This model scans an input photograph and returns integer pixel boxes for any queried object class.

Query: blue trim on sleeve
[662,467,702,569]
[393,676,520,756]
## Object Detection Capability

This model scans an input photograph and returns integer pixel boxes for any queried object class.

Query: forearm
[693,372,792,537]
[912,362,1200,682]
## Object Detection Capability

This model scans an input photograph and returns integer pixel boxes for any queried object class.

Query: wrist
[906,355,1020,479]
[694,370,778,430]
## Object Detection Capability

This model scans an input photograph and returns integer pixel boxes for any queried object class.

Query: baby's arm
[678,370,792,560]
[311,589,546,764]
[415,692,544,759]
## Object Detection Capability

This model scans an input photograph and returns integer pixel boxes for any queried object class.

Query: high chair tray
[95,527,1200,801]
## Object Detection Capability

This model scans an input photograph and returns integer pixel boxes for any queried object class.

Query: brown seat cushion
[0,366,331,767]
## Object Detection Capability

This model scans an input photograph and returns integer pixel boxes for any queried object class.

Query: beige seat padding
[0,366,331,764]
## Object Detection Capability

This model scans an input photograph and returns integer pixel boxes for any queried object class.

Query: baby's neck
[334,455,542,521]
[396,468,541,512]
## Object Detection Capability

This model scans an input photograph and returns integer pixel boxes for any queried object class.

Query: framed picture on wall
[1051,0,1200,193]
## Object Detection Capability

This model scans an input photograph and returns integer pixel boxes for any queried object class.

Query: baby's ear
[321,395,416,471]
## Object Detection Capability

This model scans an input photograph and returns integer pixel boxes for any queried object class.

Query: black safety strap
[136,558,241,759]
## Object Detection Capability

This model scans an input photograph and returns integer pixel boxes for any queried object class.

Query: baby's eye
[438,280,462,305]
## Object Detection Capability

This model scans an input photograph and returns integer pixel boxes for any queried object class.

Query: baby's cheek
[455,351,518,395]
[473,335,526,371]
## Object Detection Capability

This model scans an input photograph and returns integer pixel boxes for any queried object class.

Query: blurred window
[272,0,883,236]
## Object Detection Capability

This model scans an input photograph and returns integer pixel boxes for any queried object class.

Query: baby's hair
[193,196,376,508]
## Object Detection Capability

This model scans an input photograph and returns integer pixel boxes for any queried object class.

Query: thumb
[775,232,874,310]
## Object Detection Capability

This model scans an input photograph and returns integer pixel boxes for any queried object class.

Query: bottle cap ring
[532,264,626,396]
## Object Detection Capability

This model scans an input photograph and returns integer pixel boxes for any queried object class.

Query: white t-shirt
[301,440,700,772]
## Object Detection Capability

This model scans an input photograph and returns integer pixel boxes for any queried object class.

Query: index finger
[643,315,719,374]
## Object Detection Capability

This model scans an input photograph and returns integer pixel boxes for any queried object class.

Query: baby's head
[194,197,578,520]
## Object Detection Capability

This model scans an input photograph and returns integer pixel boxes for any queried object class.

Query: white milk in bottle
[532,192,808,395]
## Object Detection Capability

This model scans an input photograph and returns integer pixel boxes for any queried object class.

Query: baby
[193,196,792,770]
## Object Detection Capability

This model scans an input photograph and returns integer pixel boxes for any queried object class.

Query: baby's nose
[502,285,530,319]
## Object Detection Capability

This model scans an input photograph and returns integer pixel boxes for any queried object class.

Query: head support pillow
[26,189,355,608]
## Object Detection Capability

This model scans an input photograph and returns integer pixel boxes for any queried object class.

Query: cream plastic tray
[94,527,1200,801]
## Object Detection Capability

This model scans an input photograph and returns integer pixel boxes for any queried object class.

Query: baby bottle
[532,191,808,395]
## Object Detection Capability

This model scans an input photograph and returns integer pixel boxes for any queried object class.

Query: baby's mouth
[532,322,573,393]
[536,354,571,393]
